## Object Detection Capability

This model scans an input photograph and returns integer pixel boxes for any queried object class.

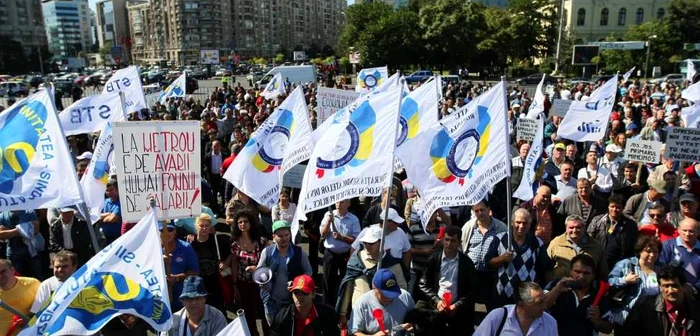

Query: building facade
[0,0,48,56]
[563,0,670,43]
[128,0,346,65]
[41,0,92,58]
[96,0,130,56]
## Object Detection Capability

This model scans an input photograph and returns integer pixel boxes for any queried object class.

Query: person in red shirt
[638,203,678,242]
[269,275,340,336]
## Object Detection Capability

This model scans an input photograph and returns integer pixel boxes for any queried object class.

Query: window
[635,8,644,24]
[657,8,665,19]
[618,8,626,26]
[577,8,586,26]
[600,8,609,26]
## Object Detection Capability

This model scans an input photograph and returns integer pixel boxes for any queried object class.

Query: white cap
[359,226,383,244]
[379,208,405,224]
[605,144,622,153]
[76,151,93,160]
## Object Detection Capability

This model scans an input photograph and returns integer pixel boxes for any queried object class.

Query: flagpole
[45,86,102,255]
[377,74,404,270]
[501,76,513,251]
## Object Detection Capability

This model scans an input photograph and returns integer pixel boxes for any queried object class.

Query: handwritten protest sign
[112,121,201,221]
[625,139,662,163]
[665,127,700,162]
[516,118,538,142]
[316,87,361,123]
[551,99,572,118]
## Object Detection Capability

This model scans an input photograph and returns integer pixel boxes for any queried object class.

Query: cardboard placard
[665,127,700,162]
[113,121,202,221]
[624,138,662,163]
[316,87,361,124]
[516,118,538,142]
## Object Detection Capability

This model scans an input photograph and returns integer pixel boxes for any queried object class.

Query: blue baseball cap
[157,220,176,231]
[372,269,401,299]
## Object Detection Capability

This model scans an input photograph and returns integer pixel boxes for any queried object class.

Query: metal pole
[645,39,651,78]
[554,0,565,74]
[38,47,44,75]
[0,300,30,322]
[377,74,405,270]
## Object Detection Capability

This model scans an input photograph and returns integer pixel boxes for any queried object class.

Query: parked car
[442,75,460,86]
[215,68,227,77]
[516,73,558,86]
[649,73,684,86]
[0,81,29,97]
[404,70,434,84]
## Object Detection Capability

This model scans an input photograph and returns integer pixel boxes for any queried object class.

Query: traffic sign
[586,41,645,50]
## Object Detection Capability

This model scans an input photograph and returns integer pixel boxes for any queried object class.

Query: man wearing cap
[320,199,361,307]
[258,220,313,325]
[601,144,625,181]
[671,193,700,227]
[351,269,415,336]
[577,146,613,196]
[49,207,93,266]
[169,276,227,336]
[270,274,340,336]
[352,208,412,272]
[76,151,93,164]
[337,226,407,330]
[161,221,200,312]
[544,142,567,177]
[624,178,671,224]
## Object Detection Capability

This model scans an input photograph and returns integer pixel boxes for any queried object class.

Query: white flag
[356,66,389,93]
[400,81,510,224]
[0,88,83,210]
[623,66,636,83]
[224,86,312,208]
[395,78,440,162]
[216,316,252,336]
[512,116,545,201]
[261,73,287,99]
[682,81,700,102]
[681,104,700,128]
[80,122,115,223]
[557,75,617,142]
[59,92,125,136]
[159,73,187,103]
[293,78,403,238]
[688,60,697,82]
[102,66,147,115]
[525,74,546,119]
[20,208,172,335]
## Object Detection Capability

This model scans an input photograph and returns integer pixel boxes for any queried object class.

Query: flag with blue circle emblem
[261,72,287,99]
[19,207,172,336]
[356,66,389,93]
[158,73,187,103]
[399,81,510,225]
[395,78,441,166]
[0,88,83,211]
[223,86,312,209]
[293,76,404,238]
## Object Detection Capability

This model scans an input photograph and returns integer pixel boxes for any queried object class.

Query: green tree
[274,53,285,63]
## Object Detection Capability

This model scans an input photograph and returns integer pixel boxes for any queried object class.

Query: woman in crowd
[606,235,662,334]
[221,210,270,336]
[271,188,296,223]
[190,213,230,316]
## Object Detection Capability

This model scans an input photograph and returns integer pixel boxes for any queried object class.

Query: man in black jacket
[270,274,340,336]
[622,265,700,336]
[416,226,478,335]
[49,208,94,266]
[586,194,638,268]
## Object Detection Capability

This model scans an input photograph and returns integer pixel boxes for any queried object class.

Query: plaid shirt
[467,225,500,271]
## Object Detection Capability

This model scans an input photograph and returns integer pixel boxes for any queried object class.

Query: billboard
[572,45,599,65]
[200,50,220,64]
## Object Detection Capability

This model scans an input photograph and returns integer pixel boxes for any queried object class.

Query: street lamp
[644,35,658,78]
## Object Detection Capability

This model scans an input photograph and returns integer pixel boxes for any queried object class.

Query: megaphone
[253,266,273,286]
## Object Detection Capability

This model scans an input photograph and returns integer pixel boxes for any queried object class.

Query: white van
[256,65,316,86]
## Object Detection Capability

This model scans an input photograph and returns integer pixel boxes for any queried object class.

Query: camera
[563,280,583,290]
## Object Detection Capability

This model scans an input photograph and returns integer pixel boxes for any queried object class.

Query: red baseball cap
[289,275,315,294]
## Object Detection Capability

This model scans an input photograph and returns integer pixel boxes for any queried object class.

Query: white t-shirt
[352,224,411,259]
[31,276,61,313]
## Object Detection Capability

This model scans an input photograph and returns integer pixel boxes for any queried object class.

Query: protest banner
[282,164,306,189]
[665,127,700,163]
[624,139,662,164]
[112,121,201,222]
[316,87,361,123]
[516,118,538,142]
[551,99,572,118]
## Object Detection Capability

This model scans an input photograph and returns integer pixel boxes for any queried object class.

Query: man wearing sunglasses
[161,220,200,312]
[639,203,678,243]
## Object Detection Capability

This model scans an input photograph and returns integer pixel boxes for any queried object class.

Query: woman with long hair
[271,188,296,223]
[221,210,269,336]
